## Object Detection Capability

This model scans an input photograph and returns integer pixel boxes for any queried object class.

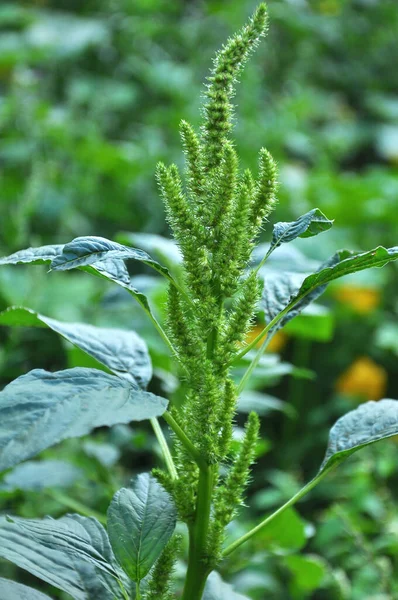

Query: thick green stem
[135,582,141,599]
[181,466,215,600]
[150,417,178,480]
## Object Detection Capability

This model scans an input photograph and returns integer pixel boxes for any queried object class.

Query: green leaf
[0,460,84,492]
[51,236,172,282]
[319,398,398,474]
[0,367,167,472]
[0,578,54,600]
[237,391,296,418]
[284,554,327,593]
[270,208,333,251]
[107,473,177,582]
[257,507,307,551]
[0,243,132,286]
[0,515,128,600]
[0,244,64,266]
[283,304,334,342]
[261,245,398,332]
[203,572,249,600]
[0,307,152,388]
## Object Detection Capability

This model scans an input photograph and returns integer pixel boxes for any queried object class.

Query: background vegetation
[0,0,398,598]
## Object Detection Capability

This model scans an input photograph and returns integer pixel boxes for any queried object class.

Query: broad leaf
[51,236,172,282]
[0,244,64,266]
[0,515,128,600]
[0,244,130,284]
[107,473,177,582]
[0,307,152,388]
[203,572,249,600]
[0,460,84,492]
[0,367,167,472]
[261,245,398,331]
[319,398,398,474]
[0,578,54,600]
[270,208,333,251]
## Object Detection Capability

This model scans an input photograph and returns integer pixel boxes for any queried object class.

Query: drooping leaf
[107,473,177,582]
[0,307,152,388]
[0,578,54,600]
[0,515,128,600]
[0,460,84,492]
[203,572,249,600]
[270,208,333,251]
[51,236,172,282]
[319,398,398,474]
[260,245,398,332]
[0,243,132,287]
[0,244,163,344]
[0,244,64,266]
[0,368,167,472]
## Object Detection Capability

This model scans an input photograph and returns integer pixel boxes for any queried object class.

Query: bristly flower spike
[202,4,268,172]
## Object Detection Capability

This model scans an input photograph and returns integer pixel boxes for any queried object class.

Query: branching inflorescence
[155,4,278,597]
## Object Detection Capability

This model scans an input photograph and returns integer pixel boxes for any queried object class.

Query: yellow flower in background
[245,324,288,354]
[334,285,380,314]
[336,357,387,401]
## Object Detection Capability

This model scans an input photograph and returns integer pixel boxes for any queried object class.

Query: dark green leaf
[0,243,132,286]
[0,515,128,600]
[0,244,64,266]
[0,460,84,492]
[203,572,249,600]
[0,578,54,600]
[51,236,171,282]
[0,368,167,472]
[270,208,333,251]
[319,398,398,474]
[107,473,177,582]
[261,246,398,331]
[0,307,152,388]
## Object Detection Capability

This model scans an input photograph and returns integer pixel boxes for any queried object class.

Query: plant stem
[150,417,178,480]
[222,469,331,557]
[135,582,141,599]
[46,490,107,524]
[162,411,206,469]
[181,465,215,600]
[236,332,273,394]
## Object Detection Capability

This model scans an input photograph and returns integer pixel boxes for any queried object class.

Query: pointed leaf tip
[320,398,398,473]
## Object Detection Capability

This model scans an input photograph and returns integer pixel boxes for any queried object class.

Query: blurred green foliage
[0,0,398,598]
